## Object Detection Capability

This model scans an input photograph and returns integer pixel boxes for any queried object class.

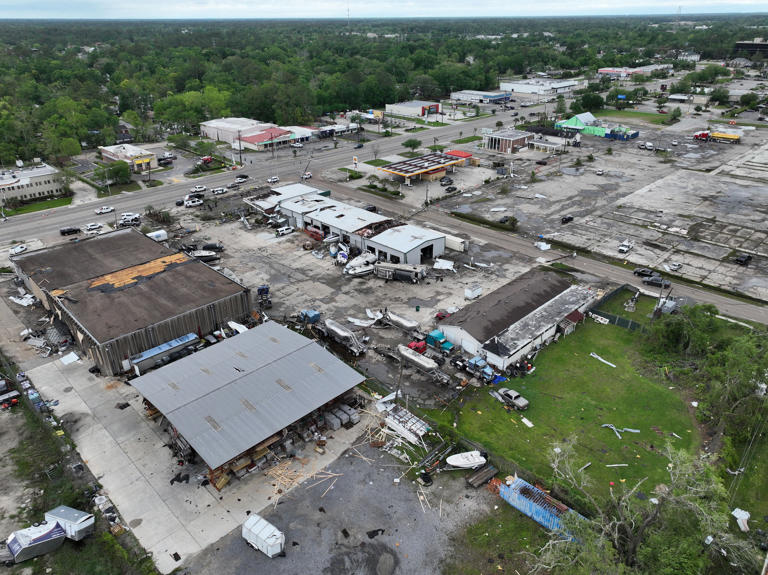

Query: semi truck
[693,131,740,144]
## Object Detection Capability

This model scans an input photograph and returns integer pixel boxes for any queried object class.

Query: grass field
[97,181,141,197]
[452,135,482,144]
[594,109,668,125]
[595,287,657,326]
[727,436,768,522]
[5,196,72,216]
[365,159,390,167]
[427,321,699,502]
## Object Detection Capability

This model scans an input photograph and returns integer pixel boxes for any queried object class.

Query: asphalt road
[4,108,766,325]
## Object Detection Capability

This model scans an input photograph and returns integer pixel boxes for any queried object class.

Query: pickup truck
[498,388,529,411]
[618,240,634,254]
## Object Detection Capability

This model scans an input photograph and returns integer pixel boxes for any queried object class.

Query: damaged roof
[13,229,246,343]
[131,322,365,470]
[440,269,572,344]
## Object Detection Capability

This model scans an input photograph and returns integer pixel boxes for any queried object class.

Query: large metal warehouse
[131,321,365,489]
[12,229,251,375]
[439,269,598,371]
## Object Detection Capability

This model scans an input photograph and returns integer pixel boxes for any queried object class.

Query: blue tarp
[498,477,586,532]
[300,310,321,324]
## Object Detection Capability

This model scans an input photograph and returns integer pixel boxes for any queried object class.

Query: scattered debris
[726,467,745,476]
[589,352,616,368]
[606,464,628,467]
[520,417,534,428]
[731,508,750,532]
[601,424,640,439]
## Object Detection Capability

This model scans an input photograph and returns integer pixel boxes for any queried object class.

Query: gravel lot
[185,439,495,575]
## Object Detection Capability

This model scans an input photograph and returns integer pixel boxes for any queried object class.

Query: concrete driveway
[28,357,369,574]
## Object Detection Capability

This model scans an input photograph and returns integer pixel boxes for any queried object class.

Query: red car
[435,311,451,321]
[657,109,668,114]
[407,341,427,354]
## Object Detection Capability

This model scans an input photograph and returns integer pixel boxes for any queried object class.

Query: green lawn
[452,135,482,144]
[441,502,548,575]
[365,159,390,167]
[595,288,658,326]
[5,196,73,216]
[427,322,699,502]
[594,110,667,125]
[97,181,141,197]
[399,151,421,158]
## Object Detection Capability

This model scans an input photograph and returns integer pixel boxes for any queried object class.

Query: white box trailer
[6,521,66,563]
[242,514,284,558]
[44,505,95,541]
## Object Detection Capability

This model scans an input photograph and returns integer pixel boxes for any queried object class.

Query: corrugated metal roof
[131,322,364,469]
[367,224,444,254]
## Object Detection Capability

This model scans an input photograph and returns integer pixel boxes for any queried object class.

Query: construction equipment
[693,130,740,144]
[256,285,272,309]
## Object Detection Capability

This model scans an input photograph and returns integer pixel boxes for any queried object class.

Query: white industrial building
[363,224,445,264]
[200,118,275,144]
[276,194,445,264]
[385,100,442,118]
[450,90,509,103]
[0,162,64,204]
[499,78,580,95]
[597,64,673,78]
[99,144,157,173]
[243,183,330,215]
[439,269,598,371]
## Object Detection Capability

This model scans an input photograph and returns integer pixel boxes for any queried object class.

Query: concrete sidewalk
[29,357,368,574]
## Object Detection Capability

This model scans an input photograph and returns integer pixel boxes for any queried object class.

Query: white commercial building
[439,269,597,371]
[450,90,510,103]
[243,183,330,215]
[200,118,274,144]
[0,162,64,205]
[99,144,157,173]
[277,195,445,264]
[499,78,580,95]
[385,100,442,119]
[597,64,673,78]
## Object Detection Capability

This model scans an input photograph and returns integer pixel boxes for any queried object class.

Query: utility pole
[237,130,243,166]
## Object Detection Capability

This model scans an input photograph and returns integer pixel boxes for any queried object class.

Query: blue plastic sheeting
[299,310,321,324]
[498,477,585,532]
[130,333,198,365]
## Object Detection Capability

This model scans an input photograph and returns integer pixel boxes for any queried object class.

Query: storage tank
[397,344,439,371]
[385,311,420,332]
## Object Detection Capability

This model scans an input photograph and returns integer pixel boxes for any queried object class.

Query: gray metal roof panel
[132,322,364,469]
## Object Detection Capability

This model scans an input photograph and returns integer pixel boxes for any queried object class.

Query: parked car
[354,143,364,149]
[657,109,668,114]
[190,185,206,193]
[60,226,81,236]
[668,262,683,271]
[162,152,177,160]
[275,226,294,236]
[633,267,657,277]
[561,215,574,224]
[158,158,173,166]
[212,187,227,195]
[94,206,114,214]
[301,172,312,179]
[445,186,457,192]
[185,193,205,201]
[642,276,671,288]
[266,176,280,184]
[290,142,304,148]
[733,253,753,266]
[595,169,604,176]
[175,199,184,206]
[363,204,378,213]
[9,244,27,256]
[440,179,453,187]
[535,159,548,165]
[235,175,249,183]
[227,182,241,190]
[498,388,529,411]
[184,198,203,208]
[84,223,102,232]
[671,140,679,146]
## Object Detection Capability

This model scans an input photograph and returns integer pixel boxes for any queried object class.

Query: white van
[275,226,294,236]
[644,142,655,151]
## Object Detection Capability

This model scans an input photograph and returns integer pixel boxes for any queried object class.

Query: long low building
[499,78,579,95]
[450,90,510,103]
[0,162,64,204]
[439,269,598,371]
[275,194,446,264]
[12,229,251,375]
[131,321,365,489]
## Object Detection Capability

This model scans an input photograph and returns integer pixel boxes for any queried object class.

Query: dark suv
[633,268,657,278]
[734,254,753,266]
[60,226,81,236]
[642,276,671,288]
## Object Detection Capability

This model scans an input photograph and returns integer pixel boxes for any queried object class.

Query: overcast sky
[0,0,766,19]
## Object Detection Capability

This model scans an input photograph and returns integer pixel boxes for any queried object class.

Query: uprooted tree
[525,438,761,575]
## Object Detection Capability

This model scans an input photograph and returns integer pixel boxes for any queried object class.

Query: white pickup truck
[618,240,634,254]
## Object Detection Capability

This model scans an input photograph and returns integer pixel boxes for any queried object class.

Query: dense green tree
[402,138,422,152]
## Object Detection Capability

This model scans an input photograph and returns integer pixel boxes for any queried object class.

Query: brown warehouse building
[12,229,251,375]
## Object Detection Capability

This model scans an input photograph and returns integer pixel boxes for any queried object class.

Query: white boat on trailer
[446,450,486,469]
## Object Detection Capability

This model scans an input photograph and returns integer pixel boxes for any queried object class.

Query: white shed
[44,505,95,541]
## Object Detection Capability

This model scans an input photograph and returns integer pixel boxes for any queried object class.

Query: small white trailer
[242,514,285,558]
